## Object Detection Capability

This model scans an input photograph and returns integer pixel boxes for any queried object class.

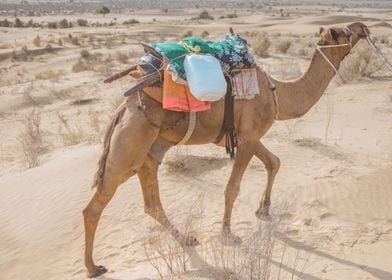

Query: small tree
[198,10,214,20]
[97,6,110,18]
[59,19,69,28]
[77,19,88,27]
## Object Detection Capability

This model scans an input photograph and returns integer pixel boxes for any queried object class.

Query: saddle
[105,43,238,158]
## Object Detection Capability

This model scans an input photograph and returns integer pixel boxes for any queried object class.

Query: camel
[83,22,370,278]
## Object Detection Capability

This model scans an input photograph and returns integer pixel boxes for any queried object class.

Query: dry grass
[51,88,73,100]
[252,32,271,57]
[88,107,101,143]
[115,51,130,64]
[56,113,86,145]
[17,109,44,168]
[35,69,65,81]
[72,50,113,74]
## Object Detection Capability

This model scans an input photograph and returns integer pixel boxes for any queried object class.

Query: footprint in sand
[319,212,335,221]
[279,212,295,221]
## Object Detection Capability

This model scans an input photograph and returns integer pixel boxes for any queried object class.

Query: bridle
[316,27,353,80]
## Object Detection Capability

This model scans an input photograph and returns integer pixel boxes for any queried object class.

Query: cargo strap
[177,112,196,145]
[214,75,238,158]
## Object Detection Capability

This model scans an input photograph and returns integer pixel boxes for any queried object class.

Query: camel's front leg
[137,154,199,246]
[222,141,256,242]
[254,141,280,218]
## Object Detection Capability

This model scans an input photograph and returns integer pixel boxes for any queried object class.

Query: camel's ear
[319,27,325,35]
[330,28,339,41]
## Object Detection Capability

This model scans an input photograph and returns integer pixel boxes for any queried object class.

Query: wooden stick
[103,65,137,84]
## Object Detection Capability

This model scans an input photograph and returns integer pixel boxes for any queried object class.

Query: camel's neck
[271,48,344,120]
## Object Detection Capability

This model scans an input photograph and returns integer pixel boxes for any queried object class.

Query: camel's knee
[83,193,113,223]
[267,155,280,173]
[83,206,100,223]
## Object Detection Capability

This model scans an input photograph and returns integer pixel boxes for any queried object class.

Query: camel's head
[318,22,369,58]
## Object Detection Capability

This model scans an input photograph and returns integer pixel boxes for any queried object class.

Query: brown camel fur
[83,22,369,278]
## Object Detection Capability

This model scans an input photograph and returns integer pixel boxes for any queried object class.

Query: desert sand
[0,2,391,279]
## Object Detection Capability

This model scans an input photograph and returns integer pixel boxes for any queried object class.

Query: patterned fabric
[150,35,254,82]
[232,68,260,100]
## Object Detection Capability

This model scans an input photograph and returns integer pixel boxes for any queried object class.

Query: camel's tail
[92,101,127,192]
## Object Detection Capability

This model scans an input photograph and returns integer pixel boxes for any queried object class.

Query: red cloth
[162,64,211,112]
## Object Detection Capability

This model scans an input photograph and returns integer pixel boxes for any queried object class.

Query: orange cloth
[162,64,211,112]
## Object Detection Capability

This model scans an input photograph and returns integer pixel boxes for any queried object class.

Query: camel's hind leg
[83,104,162,278]
[254,141,280,218]
[137,154,199,246]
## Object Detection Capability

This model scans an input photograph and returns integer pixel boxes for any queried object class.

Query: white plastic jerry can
[184,54,227,101]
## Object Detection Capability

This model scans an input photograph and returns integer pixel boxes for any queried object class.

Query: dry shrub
[88,35,95,45]
[77,19,88,27]
[33,35,41,47]
[115,51,129,64]
[182,30,193,38]
[340,42,383,81]
[123,19,140,25]
[373,21,392,28]
[12,45,30,61]
[276,40,291,54]
[201,30,210,39]
[52,88,72,100]
[88,108,101,143]
[0,43,12,49]
[252,32,271,57]
[17,109,44,168]
[200,220,276,280]
[35,69,64,81]
[72,51,107,73]
[80,49,90,59]
[197,10,214,20]
[143,195,204,279]
[57,113,85,145]
[72,36,80,45]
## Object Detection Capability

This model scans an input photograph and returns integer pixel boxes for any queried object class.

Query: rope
[262,67,279,120]
[364,28,392,73]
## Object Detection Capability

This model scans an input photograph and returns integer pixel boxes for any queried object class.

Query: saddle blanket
[232,68,260,100]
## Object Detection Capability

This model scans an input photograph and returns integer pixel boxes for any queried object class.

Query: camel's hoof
[255,207,270,220]
[185,235,200,247]
[87,265,107,278]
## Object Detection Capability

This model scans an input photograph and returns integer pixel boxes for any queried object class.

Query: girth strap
[215,76,238,158]
[176,112,197,145]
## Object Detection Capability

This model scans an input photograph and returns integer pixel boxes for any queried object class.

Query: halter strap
[316,32,352,80]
